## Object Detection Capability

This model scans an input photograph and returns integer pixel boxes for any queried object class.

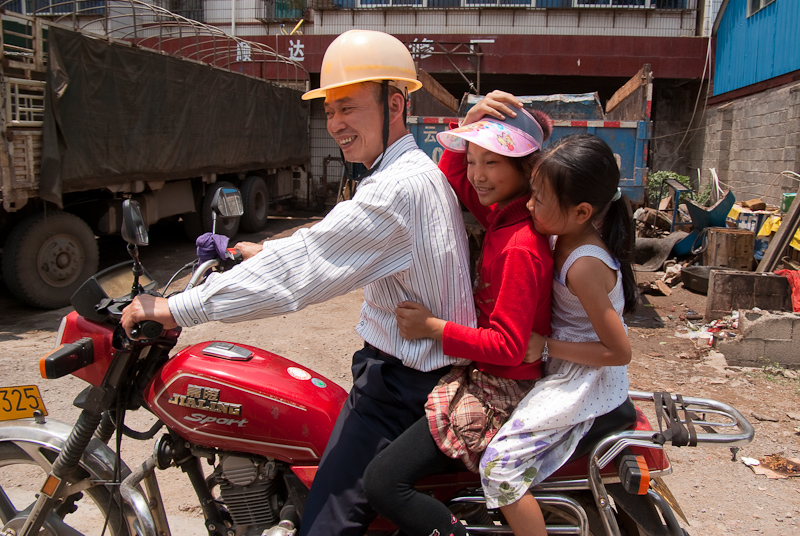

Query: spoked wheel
[0,441,130,535]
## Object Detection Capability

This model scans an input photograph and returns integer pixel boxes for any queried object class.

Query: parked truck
[0,3,311,309]
[408,65,653,205]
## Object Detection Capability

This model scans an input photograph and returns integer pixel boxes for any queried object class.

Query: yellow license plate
[0,385,48,421]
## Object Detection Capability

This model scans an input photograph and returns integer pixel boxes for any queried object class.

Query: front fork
[17,347,138,536]
[17,410,106,535]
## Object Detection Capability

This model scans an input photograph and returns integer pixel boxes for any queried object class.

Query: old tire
[2,211,99,309]
[240,175,270,232]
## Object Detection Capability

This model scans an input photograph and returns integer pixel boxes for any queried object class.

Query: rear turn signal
[617,451,650,495]
[39,338,95,379]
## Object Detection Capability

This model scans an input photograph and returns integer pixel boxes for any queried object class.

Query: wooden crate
[702,228,755,270]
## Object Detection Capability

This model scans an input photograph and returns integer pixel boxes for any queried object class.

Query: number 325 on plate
[0,385,48,421]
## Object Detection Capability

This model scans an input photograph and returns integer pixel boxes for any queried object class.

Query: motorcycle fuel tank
[145,341,348,464]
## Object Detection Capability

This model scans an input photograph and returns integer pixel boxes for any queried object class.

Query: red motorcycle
[0,194,753,536]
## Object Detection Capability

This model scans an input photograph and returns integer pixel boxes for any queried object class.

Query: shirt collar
[486,195,532,229]
[371,133,418,173]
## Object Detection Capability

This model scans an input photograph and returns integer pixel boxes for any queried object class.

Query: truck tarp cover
[40,27,310,206]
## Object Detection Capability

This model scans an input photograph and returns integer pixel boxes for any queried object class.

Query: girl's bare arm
[525,257,631,366]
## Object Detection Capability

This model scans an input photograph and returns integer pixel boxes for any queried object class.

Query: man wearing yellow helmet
[122,29,476,536]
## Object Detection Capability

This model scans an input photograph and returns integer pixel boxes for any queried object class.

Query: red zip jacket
[439,148,553,380]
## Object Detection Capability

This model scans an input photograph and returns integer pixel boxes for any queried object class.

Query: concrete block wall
[717,310,800,369]
[692,82,800,207]
[705,271,792,320]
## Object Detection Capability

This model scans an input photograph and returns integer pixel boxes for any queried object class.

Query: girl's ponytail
[599,195,637,314]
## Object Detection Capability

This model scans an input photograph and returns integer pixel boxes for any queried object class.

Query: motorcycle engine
[215,455,283,536]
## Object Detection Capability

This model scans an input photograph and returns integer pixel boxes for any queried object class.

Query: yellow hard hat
[302,29,423,100]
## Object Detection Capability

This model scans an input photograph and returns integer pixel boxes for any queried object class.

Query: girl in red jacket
[363,97,553,536]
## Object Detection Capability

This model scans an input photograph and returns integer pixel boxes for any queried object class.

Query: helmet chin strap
[346,80,391,184]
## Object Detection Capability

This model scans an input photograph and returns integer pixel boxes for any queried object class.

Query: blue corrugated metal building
[713,0,800,95]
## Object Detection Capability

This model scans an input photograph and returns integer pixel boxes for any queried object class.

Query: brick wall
[692,82,800,206]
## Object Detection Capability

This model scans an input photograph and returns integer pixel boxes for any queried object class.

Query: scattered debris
[655,280,673,296]
[751,412,780,422]
[744,454,800,479]
[782,369,799,379]
[662,264,683,286]
[740,198,767,211]
[759,454,800,477]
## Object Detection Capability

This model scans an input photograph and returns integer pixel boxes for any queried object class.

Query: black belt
[363,342,455,379]
[364,342,402,363]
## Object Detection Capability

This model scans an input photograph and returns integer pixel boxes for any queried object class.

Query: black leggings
[364,417,469,536]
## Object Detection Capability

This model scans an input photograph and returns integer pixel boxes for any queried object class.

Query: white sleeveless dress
[479,244,630,508]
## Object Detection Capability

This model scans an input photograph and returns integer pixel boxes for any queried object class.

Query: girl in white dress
[479,133,638,536]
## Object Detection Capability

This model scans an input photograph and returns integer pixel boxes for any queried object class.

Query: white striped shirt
[168,134,476,371]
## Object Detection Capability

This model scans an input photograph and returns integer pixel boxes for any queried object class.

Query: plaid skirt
[425,365,535,473]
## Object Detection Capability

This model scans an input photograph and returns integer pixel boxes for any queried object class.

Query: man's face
[324,83,385,168]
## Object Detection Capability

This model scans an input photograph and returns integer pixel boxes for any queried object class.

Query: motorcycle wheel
[0,441,131,536]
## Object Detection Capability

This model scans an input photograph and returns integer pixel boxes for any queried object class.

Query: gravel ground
[0,213,797,535]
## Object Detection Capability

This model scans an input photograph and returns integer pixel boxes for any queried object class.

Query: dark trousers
[364,417,468,536]
[298,344,450,536]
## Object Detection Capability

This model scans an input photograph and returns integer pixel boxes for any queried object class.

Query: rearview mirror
[210,187,244,219]
[121,199,149,247]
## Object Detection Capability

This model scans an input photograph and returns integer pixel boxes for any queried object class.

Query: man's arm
[124,178,414,331]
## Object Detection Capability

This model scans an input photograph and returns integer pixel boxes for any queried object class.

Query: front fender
[0,417,157,536]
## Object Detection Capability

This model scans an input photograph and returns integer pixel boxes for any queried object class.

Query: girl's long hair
[532,134,637,313]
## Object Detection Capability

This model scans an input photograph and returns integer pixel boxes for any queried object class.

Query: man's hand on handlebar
[231,241,263,261]
[121,294,178,338]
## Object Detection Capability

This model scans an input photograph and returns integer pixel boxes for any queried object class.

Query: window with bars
[261,0,307,20]
[320,0,691,8]
[2,0,105,16]
[160,0,205,22]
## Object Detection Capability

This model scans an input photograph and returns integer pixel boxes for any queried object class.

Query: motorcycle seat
[567,397,638,462]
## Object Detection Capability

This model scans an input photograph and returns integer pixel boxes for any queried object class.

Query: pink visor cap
[436,107,545,158]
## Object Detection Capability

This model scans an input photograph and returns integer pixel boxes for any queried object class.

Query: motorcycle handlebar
[130,320,164,340]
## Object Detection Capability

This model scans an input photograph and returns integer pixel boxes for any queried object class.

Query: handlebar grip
[226,248,243,262]
[130,320,163,340]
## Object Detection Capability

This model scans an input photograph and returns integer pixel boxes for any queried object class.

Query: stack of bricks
[717,309,800,369]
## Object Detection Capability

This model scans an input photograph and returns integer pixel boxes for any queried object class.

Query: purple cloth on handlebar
[196,233,230,263]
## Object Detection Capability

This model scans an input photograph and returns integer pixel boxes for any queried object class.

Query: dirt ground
[0,211,798,535]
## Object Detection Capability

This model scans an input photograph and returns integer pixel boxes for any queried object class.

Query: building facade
[688,0,800,208]
[140,1,721,193]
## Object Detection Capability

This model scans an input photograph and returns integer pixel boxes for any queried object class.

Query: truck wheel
[202,181,240,238]
[240,175,270,232]
[2,211,99,309]
[182,181,242,239]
